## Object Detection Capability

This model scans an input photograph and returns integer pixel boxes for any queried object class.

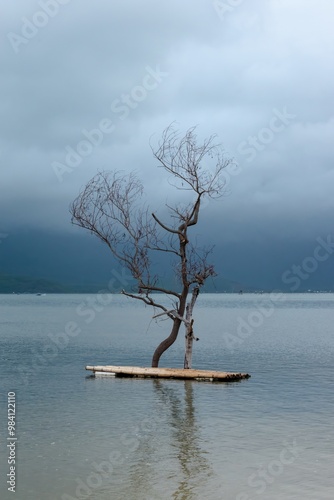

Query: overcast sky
[1,0,334,246]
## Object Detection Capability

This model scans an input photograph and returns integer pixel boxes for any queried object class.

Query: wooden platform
[85,365,250,382]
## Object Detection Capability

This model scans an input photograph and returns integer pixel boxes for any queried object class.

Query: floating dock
[85,365,250,382]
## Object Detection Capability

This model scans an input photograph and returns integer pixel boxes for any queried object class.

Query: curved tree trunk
[152,287,188,367]
[151,318,182,368]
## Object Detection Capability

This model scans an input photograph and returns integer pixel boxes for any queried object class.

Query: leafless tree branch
[70,125,232,368]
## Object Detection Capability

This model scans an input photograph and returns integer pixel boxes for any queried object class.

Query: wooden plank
[85,365,250,381]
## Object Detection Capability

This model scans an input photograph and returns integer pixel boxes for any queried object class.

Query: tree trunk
[151,287,188,368]
[184,319,194,369]
[151,318,182,367]
[184,286,200,369]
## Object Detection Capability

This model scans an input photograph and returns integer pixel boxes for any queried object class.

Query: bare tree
[70,125,232,368]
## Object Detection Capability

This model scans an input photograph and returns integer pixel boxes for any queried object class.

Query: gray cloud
[1,0,334,248]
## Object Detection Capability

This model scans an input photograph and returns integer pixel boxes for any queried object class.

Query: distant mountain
[0,272,255,294]
[0,273,68,294]
[0,230,259,293]
[1,229,334,292]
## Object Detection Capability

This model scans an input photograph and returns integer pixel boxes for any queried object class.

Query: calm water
[0,293,333,500]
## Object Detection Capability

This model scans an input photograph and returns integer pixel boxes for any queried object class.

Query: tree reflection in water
[127,379,212,500]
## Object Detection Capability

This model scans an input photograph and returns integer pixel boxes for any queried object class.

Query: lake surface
[0,293,333,500]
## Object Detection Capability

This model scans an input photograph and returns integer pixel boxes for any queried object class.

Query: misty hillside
[0,230,333,293]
